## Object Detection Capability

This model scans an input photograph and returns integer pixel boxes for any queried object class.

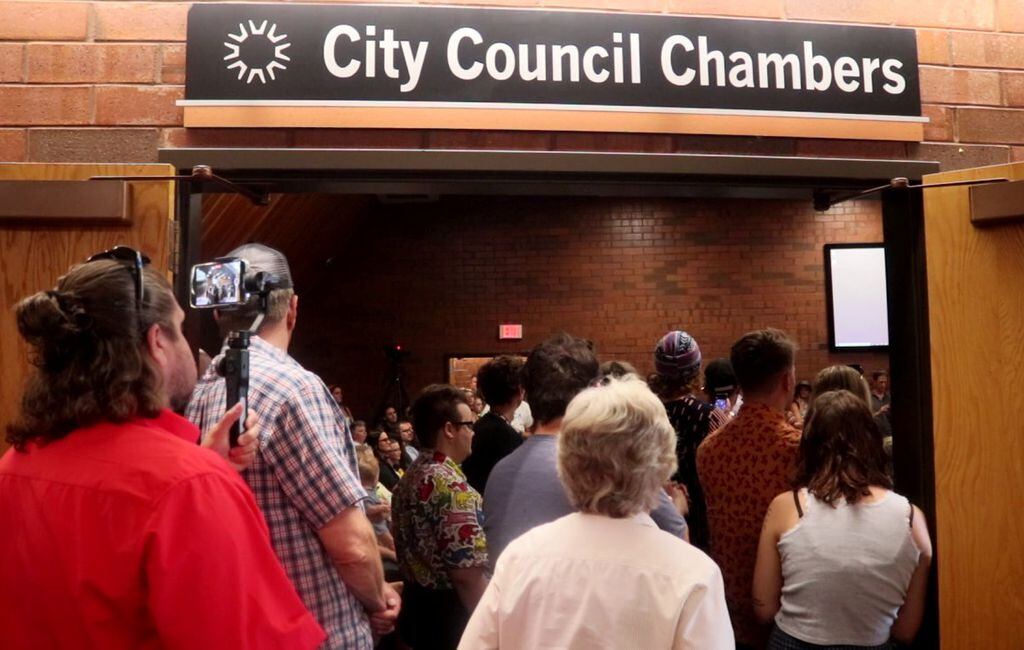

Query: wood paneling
[200,192,373,291]
[0,163,174,454]
[923,162,1024,649]
[183,106,925,142]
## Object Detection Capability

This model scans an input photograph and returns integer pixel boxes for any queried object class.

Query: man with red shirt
[697,328,802,649]
[0,250,325,649]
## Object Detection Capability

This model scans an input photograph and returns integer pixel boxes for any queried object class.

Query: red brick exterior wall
[294,195,888,420]
[2,0,1024,169]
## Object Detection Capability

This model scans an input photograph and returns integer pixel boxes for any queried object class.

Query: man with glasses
[186,243,399,650]
[0,247,326,648]
[391,384,489,650]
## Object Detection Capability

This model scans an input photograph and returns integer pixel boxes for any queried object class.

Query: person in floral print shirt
[392,384,488,650]
[697,329,801,650]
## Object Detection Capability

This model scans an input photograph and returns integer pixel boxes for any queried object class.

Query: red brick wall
[292,195,888,420]
[2,0,1024,168]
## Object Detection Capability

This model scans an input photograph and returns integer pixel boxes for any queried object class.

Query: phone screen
[713,397,729,411]
[190,259,245,308]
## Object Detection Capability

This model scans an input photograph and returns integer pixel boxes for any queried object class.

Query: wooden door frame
[165,149,941,646]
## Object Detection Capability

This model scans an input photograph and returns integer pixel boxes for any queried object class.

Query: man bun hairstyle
[7,260,178,450]
[521,333,600,425]
[730,328,797,394]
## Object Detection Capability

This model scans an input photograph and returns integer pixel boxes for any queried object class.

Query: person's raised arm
[891,505,933,645]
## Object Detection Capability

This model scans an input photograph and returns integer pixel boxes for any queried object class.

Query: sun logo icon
[223,20,291,84]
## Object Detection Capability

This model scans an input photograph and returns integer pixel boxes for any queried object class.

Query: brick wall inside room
[2,0,1024,169]
[291,195,889,421]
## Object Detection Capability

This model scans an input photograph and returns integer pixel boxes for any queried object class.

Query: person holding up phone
[0,249,324,649]
[187,244,400,650]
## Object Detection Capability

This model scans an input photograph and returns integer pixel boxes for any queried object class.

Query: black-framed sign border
[823,241,890,354]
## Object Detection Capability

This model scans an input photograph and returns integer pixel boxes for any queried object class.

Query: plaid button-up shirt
[186,336,372,650]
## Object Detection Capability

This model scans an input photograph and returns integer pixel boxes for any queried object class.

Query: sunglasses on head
[86,246,151,332]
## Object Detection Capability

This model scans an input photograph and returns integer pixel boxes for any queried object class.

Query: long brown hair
[811,365,872,405]
[7,260,177,450]
[798,390,892,505]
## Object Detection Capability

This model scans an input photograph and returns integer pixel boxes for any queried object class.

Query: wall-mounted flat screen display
[824,244,889,352]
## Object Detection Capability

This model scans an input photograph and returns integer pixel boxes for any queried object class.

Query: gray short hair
[557,375,677,518]
[216,287,293,336]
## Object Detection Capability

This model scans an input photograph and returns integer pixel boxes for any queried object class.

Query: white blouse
[459,512,734,650]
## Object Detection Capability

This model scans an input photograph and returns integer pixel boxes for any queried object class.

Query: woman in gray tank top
[751,390,933,649]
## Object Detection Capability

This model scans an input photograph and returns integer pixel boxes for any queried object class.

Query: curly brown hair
[7,260,178,450]
[798,389,893,505]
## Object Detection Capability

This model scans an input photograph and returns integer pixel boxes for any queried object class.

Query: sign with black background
[184,4,921,119]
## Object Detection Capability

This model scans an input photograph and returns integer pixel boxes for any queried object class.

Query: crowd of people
[0,242,930,650]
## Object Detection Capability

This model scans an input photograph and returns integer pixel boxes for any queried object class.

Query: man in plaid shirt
[186,244,400,649]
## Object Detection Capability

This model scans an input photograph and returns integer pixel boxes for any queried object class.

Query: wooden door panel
[923,162,1024,649]
[0,163,175,454]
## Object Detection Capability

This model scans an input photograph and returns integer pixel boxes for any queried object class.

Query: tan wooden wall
[923,161,1024,649]
[0,163,174,454]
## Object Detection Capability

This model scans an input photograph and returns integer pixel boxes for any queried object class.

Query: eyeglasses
[86,246,151,333]
[453,420,476,430]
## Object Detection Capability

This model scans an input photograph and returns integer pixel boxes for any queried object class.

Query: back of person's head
[354,443,380,487]
[522,333,599,425]
[650,330,702,399]
[215,243,295,337]
[730,328,797,394]
[703,357,738,397]
[798,390,892,505]
[599,360,638,381]
[558,375,677,518]
[476,355,524,407]
[7,260,178,450]
[812,365,871,405]
[411,384,469,448]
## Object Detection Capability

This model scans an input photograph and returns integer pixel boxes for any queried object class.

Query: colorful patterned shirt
[696,401,801,647]
[392,451,488,590]
[186,336,371,650]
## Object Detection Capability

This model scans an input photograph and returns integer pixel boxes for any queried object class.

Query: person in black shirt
[462,355,525,493]
[650,331,727,552]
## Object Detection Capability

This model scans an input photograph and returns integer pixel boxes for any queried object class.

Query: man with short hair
[870,370,893,439]
[0,250,324,648]
[484,333,689,569]
[187,243,399,650]
[391,384,489,650]
[398,419,419,461]
[352,419,369,444]
[697,328,802,649]
[462,355,524,493]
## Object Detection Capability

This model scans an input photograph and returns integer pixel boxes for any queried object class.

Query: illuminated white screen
[829,247,889,348]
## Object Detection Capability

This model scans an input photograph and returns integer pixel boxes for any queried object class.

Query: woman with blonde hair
[752,390,932,649]
[459,376,733,649]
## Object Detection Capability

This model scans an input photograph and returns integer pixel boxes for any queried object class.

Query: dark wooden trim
[882,186,939,649]
[159,149,940,188]
[970,179,1024,226]
[0,180,129,224]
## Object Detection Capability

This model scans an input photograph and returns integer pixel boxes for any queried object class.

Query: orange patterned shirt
[696,402,800,648]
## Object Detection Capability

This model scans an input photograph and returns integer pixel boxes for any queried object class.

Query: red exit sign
[498,324,523,340]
